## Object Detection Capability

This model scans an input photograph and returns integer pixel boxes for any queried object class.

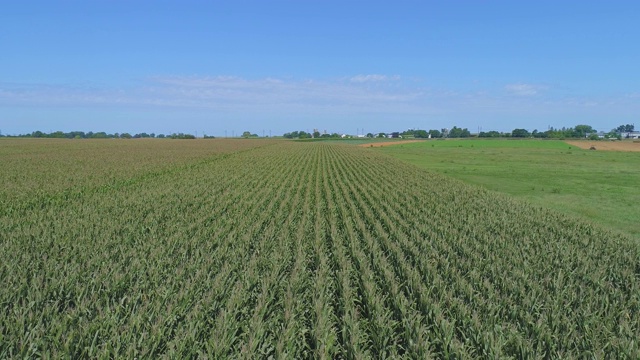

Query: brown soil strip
[565,140,640,152]
[359,140,426,148]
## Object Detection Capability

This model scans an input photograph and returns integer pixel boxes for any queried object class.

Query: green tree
[67,131,86,139]
[169,133,196,139]
[413,130,429,138]
[428,129,442,138]
[532,130,548,138]
[283,130,311,139]
[449,127,471,138]
[616,124,635,133]
[512,128,530,138]
[479,131,502,138]
[51,131,66,138]
[573,125,595,138]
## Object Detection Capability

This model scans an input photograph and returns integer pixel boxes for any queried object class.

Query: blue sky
[1,1,639,136]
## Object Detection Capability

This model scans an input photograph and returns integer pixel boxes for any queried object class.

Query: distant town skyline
[2,1,639,136]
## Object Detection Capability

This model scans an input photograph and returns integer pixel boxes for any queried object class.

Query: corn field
[1,140,639,358]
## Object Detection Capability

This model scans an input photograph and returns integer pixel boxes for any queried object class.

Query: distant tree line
[0,130,200,139]
[281,128,474,139]
[492,124,634,140]
[402,124,610,139]
[505,125,599,139]
[283,130,341,139]
[402,123,636,140]
[401,127,471,138]
[3,123,633,140]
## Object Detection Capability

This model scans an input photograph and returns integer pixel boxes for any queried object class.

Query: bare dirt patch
[359,140,426,148]
[565,140,640,152]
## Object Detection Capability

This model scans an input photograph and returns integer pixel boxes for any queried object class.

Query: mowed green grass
[377,139,640,240]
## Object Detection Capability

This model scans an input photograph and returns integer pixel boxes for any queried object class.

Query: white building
[620,131,640,139]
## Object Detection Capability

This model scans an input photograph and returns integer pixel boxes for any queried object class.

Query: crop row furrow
[332,145,530,356]
[324,145,412,357]
[319,145,371,359]
[201,145,316,358]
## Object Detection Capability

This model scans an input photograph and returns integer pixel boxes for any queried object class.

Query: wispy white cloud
[139,75,422,110]
[0,75,424,115]
[349,74,400,83]
[0,83,125,105]
[504,83,548,96]
[2,77,639,135]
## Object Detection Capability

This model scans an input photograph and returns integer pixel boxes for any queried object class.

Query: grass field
[377,139,640,241]
[1,139,639,357]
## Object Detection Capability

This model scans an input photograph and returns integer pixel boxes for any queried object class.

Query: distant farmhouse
[620,131,640,139]
[586,130,640,139]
